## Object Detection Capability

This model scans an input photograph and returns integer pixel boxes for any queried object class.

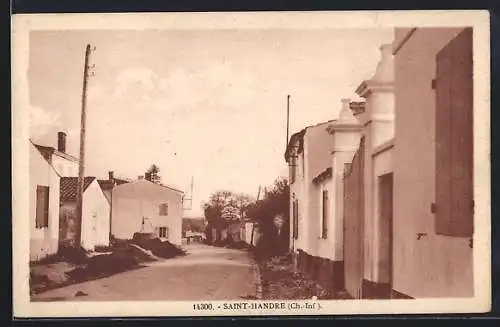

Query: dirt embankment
[30,240,186,296]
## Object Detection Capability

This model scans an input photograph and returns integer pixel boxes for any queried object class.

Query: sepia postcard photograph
[11,10,491,317]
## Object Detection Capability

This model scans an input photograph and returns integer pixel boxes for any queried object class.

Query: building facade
[390,27,474,298]
[287,27,474,299]
[111,178,184,245]
[29,132,78,261]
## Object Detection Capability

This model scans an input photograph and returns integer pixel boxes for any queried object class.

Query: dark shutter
[322,190,328,238]
[435,27,473,237]
[36,185,49,228]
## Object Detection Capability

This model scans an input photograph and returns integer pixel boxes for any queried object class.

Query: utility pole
[286,95,291,148]
[75,44,94,247]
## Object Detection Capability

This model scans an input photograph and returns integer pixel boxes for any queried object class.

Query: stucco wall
[81,180,110,250]
[291,152,307,252]
[392,27,473,297]
[111,180,183,245]
[303,123,334,257]
[314,178,335,260]
[30,144,60,261]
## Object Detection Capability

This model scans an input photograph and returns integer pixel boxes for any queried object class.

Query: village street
[31,244,257,302]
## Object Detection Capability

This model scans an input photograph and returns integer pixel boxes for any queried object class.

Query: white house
[59,177,111,251]
[285,118,347,291]
[30,132,78,261]
[111,178,184,245]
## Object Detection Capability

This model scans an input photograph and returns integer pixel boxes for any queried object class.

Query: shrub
[67,251,140,281]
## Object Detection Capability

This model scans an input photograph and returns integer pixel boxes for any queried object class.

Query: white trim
[331,146,359,153]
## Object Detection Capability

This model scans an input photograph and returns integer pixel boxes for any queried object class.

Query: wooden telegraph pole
[75,44,93,247]
[286,95,290,148]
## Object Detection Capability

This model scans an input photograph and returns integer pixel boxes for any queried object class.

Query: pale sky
[29,29,394,217]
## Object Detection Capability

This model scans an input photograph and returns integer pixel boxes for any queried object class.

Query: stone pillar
[327,98,362,261]
[355,43,395,288]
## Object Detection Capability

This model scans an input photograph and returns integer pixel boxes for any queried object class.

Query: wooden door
[378,173,394,296]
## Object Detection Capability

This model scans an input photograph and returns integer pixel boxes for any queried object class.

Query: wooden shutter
[35,185,49,228]
[435,27,474,237]
[322,190,328,238]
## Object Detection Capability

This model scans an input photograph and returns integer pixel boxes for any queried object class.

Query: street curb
[253,262,263,300]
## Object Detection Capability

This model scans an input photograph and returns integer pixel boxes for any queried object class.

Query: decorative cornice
[326,123,361,135]
[312,167,332,185]
[349,101,366,115]
[372,138,395,157]
[331,146,360,154]
[355,80,394,98]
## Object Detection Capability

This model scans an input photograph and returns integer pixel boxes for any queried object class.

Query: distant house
[97,171,130,205]
[221,220,243,243]
[182,217,206,243]
[241,220,260,247]
[111,178,184,245]
[30,132,79,261]
[182,217,206,234]
[59,177,110,251]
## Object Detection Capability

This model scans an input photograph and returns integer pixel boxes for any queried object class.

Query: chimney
[57,132,67,153]
[108,171,114,181]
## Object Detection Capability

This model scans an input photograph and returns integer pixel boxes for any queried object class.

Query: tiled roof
[60,177,96,202]
[33,143,79,163]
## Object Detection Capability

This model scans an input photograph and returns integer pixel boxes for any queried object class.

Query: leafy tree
[202,190,253,245]
[247,177,290,260]
[145,164,161,184]
[221,205,240,222]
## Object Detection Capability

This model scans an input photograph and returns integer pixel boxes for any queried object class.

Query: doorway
[378,173,394,298]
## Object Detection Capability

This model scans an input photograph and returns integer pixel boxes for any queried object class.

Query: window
[35,185,49,228]
[292,199,299,239]
[435,27,473,237]
[321,190,328,239]
[159,227,168,238]
[159,203,169,216]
